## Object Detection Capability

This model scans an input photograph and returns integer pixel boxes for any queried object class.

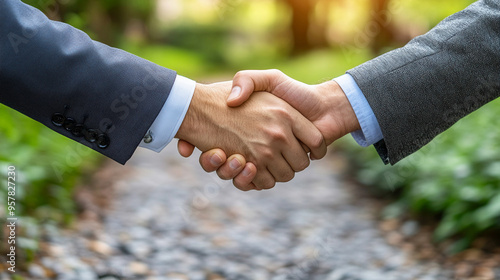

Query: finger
[291,112,328,161]
[228,69,288,107]
[266,157,295,183]
[281,139,310,173]
[252,183,263,191]
[233,163,257,191]
[177,140,195,157]
[216,154,246,180]
[252,167,276,190]
[199,149,227,173]
[301,143,311,154]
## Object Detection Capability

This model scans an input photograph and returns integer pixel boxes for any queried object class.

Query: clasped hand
[176,70,360,191]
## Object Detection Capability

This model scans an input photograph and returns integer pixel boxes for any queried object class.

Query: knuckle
[233,71,243,80]
[266,126,288,143]
[258,147,275,161]
[234,70,248,81]
[268,69,283,77]
[273,106,292,119]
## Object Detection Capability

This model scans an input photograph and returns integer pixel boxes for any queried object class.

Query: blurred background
[2,0,500,277]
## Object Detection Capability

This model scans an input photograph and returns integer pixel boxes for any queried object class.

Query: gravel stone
[401,220,420,237]
[34,146,453,279]
[28,263,47,278]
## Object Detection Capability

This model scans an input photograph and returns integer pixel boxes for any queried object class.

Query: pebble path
[6,145,453,280]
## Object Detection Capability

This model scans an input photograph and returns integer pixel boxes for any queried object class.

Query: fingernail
[242,166,252,177]
[210,153,223,166]
[228,86,241,101]
[229,158,241,170]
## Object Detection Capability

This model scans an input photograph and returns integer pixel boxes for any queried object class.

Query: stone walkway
[9,145,453,280]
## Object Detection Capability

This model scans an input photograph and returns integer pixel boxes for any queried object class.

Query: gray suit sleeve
[0,0,177,164]
[347,0,500,165]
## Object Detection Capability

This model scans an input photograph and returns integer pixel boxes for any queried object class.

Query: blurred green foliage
[340,98,500,252]
[0,104,101,261]
[3,0,490,259]
[0,106,101,221]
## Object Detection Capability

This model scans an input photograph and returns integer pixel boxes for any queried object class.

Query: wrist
[175,82,232,151]
[176,83,204,141]
[318,80,361,138]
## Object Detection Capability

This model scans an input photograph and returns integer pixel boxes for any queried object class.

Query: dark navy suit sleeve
[0,0,177,164]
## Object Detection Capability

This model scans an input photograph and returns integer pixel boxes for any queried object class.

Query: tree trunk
[284,0,314,55]
[309,0,332,48]
[86,0,114,44]
[370,0,394,55]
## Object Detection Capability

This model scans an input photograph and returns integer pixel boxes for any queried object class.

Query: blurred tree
[310,0,333,48]
[368,0,414,55]
[283,0,314,54]
[370,0,394,55]
[23,0,155,45]
[281,0,424,56]
[282,0,332,55]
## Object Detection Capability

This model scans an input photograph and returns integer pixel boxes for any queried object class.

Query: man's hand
[191,70,361,188]
[175,81,327,191]
[177,141,258,190]
[228,70,361,144]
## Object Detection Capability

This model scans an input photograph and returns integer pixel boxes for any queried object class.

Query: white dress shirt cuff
[334,74,383,147]
[139,75,196,152]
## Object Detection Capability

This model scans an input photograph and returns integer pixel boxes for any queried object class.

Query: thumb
[227,69,287,107]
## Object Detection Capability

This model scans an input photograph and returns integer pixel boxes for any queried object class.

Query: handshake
[4,0,495,192]
[175,70,361,191]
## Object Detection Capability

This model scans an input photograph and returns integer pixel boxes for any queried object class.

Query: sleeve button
[96,134,110,149]
[63,118,77,131]
[72,124,85,137]
[51,113,65,127]
[143,131,153,144]
[84,129,99,143]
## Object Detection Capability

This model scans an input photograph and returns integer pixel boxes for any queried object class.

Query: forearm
[348,0,500,164]
[0,0,177,164]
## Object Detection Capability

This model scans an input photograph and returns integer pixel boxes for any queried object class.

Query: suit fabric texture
[0,0,177,164]
[348,0,500,165]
